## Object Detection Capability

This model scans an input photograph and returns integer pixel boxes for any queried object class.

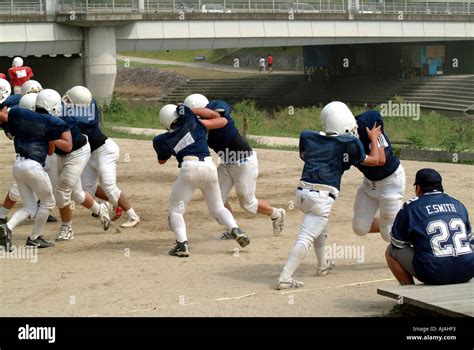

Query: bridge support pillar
[84,27,117,105]
[138,0,145,12]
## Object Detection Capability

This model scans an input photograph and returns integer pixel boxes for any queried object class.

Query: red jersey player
[8,57,33,94]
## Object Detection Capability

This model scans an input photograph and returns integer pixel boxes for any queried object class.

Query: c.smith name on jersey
[425,203,457,215]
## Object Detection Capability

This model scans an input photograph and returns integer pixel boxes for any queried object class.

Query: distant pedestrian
[259,57,265,73]
[267,54,273,73]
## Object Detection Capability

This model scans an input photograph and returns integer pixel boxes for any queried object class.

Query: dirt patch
[1,136,472,316]
[114,67,188,99]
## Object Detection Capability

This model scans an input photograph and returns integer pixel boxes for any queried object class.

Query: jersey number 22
[427,219,471,257]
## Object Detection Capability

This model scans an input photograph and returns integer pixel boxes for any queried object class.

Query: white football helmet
[63,86,92,106]
[35,89,62,116]
[183,94,209,109]
[19,93,38,111]
[12,57,23,67]
[159,104,180,131]
[320,101,358,136]
[21,80,43,95]
[0,78,11,104]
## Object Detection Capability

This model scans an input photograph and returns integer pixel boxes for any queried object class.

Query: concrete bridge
[0,0,473,102]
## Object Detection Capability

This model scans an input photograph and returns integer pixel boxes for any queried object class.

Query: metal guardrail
[0,1,45,14]
[0,0,472,14]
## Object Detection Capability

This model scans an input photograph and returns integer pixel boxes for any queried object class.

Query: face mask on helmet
[36,89,62,117]
[159,104,180,132]
[62,86,93,106]
[21,80,43,96]
[0,79,11,104]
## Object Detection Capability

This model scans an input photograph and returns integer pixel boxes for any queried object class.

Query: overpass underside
[1,12,473,102]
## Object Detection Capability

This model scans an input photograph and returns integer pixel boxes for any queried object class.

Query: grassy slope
[104,98,473,153]
[119,49,237,63]
[120,46,302,66]
[116,60,254,79]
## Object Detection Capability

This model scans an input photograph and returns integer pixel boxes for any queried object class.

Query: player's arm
[361,123,385,167]
[200,117,228,130]
[191,108,220,119]
[48,141,55,155]
[8,68,15,83]
[153,135,171,165]
[390,206,411,248]
[0,106,8,122]
[54,130,73,153]
[298,131,307,161]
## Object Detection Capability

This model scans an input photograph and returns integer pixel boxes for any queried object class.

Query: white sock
[314,234,328,268]
[279,242,308,282]
[169,212,187,242]
[126,208,138,219]
[91,202,100,215]
[31,208,50,240]
[216,207,238,231]
[0,207,9,219]
[61,221,72,227]
[270,208,280,220]
[6,209,30,230]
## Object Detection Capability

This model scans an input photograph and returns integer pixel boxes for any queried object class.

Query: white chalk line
[278,277,395,295]
[88,277,394,316]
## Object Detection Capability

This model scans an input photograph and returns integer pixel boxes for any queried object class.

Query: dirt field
[1,136,472,317]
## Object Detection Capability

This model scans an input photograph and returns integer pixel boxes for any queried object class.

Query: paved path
[111,126,299,147]
[117,55,301,75]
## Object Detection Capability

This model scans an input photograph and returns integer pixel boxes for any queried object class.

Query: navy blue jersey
[1,94,21,139]
[299,131,366,190]
[0,94,21,109]
[355,110,400,181]
[8,108,69,167]
[391,192,473,285]
[153,105,210,166]
[205,100,252,161]
[55,113,87,156]
[67,99,107,152]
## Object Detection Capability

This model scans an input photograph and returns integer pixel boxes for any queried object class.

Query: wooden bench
[377,280,473,317]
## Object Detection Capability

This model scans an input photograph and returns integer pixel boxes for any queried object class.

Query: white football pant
[352,165,406,242]
[169,157,238,243]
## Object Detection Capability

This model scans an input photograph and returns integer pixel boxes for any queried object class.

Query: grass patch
[103,97,474,153]
[120,49,237,63]
[103,95,162,129]
[117,60,254,79]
